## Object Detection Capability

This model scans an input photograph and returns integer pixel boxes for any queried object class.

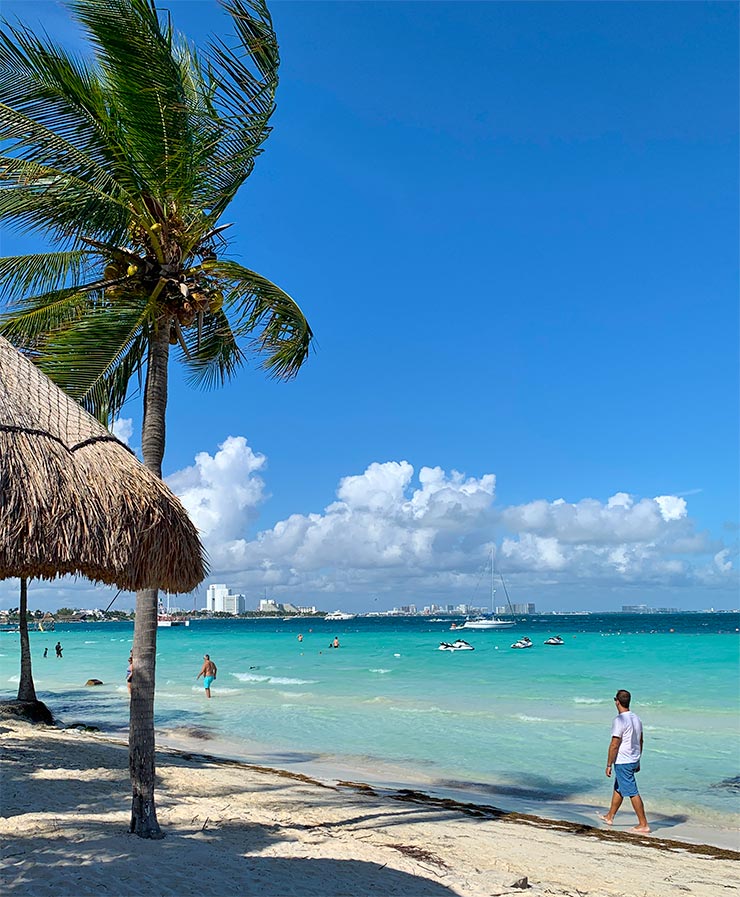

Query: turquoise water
[2,613,739,836]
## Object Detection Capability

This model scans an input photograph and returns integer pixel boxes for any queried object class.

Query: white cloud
[111,417,134,444]
[501,493,690,545]
[654,495,688,522]
[158,438,736,604]
[713,549,733,573]
[188,458,496,582]
[4,434,734,611]
[166,436,267,544]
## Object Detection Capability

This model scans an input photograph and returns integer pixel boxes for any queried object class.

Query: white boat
[438,639,475,651]
[324,610,355,621]
[461,549,516,630]
[511,636,533,649]
[157,596,190,627]
[544,636,564,645]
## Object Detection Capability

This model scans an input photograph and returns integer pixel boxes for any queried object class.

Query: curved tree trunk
[17,578,37,703]
[129,317,170,839]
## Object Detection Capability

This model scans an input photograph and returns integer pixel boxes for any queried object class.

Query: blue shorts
[203,676,214,689]
[614,761,640,797]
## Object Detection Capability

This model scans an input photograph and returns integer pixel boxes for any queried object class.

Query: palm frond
[0,286,108,345]
[0,23,146,210]
[197,0,279,218]
[68,0,197,200]
[177,308,246,389]
[0,156,131,241]
[212,259,312,379]
[0,250,94,303]
[32,295,151,418]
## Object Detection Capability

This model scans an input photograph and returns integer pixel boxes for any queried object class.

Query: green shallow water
[2,613,738,836]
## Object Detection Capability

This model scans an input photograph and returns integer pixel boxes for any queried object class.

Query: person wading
[196,654,218,698]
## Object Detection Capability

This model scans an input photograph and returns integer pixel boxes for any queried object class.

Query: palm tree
[0,0,313,838]
[17,578,37,703]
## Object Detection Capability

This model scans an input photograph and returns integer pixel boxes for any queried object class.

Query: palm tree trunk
[17,578,37,703]
[129,316,170,839]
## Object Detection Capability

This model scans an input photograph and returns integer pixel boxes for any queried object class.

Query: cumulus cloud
[159,436,736,604]
[166,436,267,544]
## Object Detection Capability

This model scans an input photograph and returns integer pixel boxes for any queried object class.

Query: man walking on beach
[197,654,217,698]
[601,688,650,833]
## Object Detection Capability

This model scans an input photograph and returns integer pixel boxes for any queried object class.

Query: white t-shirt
[611,710,643,763]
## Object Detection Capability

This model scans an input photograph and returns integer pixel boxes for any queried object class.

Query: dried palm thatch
[0,336,206,592]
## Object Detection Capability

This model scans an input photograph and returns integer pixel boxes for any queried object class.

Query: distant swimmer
[126,655,133,694]
[297,634,303,642]
[55,641,63,658]
[43,647,48,658]
[600,689,650,833]
[197,654,218,698]
[332,636,340,649]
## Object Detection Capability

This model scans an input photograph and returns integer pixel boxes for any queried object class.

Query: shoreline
[153,723,740,852]
[2,719,739,897]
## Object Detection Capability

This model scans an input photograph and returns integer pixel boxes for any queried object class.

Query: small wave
[7,675,19,683]
[573,697,605,704]
[278,691,310,699]
[389,706,450,714]
[84,640,97,644]
[369,668,391,674]
[190,685,241,694]
[232,672,316,685]
[516,714,547,722]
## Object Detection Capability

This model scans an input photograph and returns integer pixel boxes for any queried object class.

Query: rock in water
[85,679,104,686]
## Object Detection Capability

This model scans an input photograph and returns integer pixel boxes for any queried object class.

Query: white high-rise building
[206,583,245,615]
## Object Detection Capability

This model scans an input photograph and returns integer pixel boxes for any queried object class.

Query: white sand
[1,719,738,897]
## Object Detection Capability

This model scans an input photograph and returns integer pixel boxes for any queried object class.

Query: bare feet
[631,825,651,833]
[598,814,614,825]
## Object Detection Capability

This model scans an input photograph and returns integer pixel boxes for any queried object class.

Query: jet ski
[511,636,533,649]
[544,636,564,645]
[438,639,475,651]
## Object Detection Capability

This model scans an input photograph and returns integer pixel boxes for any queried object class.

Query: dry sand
[1,719,738,897]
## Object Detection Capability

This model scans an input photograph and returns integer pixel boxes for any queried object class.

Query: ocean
[2,612,739,845]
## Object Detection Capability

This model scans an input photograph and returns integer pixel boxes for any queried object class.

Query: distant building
[498,603,535,614]
[297,605,317,614]
[621,605,678,614]
[207,583,246,614]
[259,599,280,613]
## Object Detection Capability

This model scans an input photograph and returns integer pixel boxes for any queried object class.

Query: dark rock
[85,679,104,686]
[711,776,740,794]
[0,699,54,725]
[65,723,100,732]
[510,877,531,889]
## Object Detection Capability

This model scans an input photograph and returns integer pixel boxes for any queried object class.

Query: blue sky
[2,1,738,612]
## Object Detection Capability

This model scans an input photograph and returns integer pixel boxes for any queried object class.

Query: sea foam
[232,672,317,685]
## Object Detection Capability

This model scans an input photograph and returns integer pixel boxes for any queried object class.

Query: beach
[3,614,738,849]
[1,718,739,897]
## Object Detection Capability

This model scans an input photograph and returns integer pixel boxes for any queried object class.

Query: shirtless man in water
[196,654,218,698]
[600,688,650,833]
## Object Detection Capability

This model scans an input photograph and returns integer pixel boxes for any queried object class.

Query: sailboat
[461,549,516,630]
[157,592,190,628]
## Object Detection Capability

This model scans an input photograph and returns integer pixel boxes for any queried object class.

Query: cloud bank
[165,435,737,606]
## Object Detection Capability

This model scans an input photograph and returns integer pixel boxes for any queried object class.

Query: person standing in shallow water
[600,688,651,833]
[197,654,217,698]
[55,641,62,658]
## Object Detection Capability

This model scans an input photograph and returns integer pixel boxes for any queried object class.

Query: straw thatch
[0,336,206,593]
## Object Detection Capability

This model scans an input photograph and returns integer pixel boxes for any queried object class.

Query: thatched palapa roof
[0,336,206,593]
